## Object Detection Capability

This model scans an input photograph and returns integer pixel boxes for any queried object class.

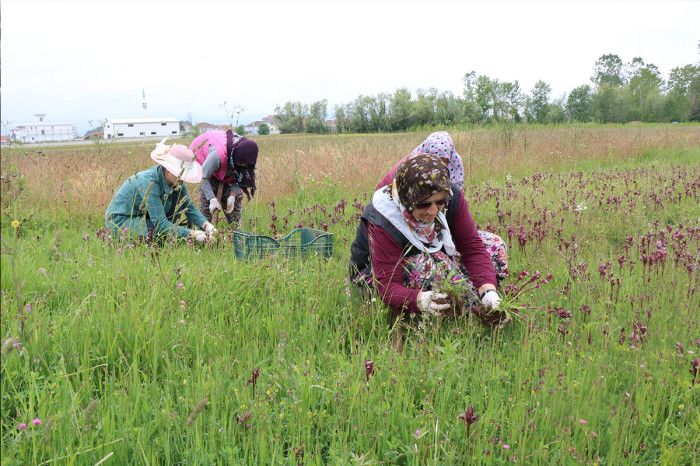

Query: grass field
[1,124,699,464]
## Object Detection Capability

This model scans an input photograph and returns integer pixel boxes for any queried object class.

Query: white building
[103,118,180,139]
[243,115,280,135]
[244,120,264,135]
[9,114,78,143]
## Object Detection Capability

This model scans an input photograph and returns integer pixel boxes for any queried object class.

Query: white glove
[418,290,450,316]
[209,198,221,213]
[204,223,217,235]
[481,289,501,310]
[225,195,236,214]
[193,231,207,243]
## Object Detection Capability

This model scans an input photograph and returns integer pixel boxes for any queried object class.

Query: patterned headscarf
[411,131,464,189]
[395,153,451,210]
[391,153,452,244]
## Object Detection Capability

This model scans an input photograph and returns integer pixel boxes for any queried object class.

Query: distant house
[195,122,230,133]
[9,114,78,143]
[325,119,337,132]
[103,118,180,139]
[262,115,280,134]
[243,115,280,135]
[244,120,265,135]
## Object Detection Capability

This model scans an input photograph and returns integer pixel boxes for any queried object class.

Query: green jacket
[105,165,206,238]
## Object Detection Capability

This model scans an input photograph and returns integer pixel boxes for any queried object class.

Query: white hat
[150,137,202,183]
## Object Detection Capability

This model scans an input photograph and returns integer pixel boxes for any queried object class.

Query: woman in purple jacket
[349,153,509,346]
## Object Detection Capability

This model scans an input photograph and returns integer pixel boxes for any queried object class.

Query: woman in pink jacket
[189,130,258,229]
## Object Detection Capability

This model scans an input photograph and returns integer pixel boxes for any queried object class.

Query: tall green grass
[1,126,699,464]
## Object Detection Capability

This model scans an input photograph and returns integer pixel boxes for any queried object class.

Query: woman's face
[163,169,181,187]
[412,191,449,224]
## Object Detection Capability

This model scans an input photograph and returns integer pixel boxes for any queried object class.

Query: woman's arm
[199,145,222,201]
[368,223,420,314]
[146,183,192,238]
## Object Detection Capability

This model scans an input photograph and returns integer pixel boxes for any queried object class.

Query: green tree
[435,91,465,126]
[546,94,567,124]
[409,88,438,128]
[566,85,593,122]
[307,99,328,134]
[494,81,523,122]
[527,80,552,123]
[593,86,627,123]
[665,64,700,121]
[627,58,663,119]
[474,75,497,122]
[367,93,391,132]
[235,124,246,135]
[461,71,481,124]
[349,95,371,133]
[257,123,270,135]
[389,88,412,131]
[333,104,349,133]
[592,53,625,87]
[275,101,308,133]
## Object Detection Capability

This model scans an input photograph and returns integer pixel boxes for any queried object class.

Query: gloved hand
[209,198,221,213]
[225,195,236,214]
[204,223,217,235]
[418,290,450,316]
[192,230,207,243]
[481,289,502,310]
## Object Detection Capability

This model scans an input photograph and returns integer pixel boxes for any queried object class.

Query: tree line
[273,51,700,134]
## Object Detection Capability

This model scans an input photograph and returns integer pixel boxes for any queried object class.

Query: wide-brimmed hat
[150,138,203,183]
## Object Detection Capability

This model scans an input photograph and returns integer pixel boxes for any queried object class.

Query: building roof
[245,121,266,127]
[107,118,179,124]
[13,121,76,127]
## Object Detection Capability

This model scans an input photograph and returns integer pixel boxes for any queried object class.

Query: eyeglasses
[413,197,450,210]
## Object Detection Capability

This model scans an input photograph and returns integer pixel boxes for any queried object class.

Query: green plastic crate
[233,228,333,261]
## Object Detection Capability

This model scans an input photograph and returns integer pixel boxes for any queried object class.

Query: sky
[2,0,699,136]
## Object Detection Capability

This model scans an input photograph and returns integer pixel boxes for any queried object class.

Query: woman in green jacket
[105,139,216,242]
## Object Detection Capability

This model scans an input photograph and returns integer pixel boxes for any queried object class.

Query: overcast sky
[2,0,699,135]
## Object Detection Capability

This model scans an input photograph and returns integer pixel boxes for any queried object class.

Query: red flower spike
[458,406,480,440]
[245,368,259,393]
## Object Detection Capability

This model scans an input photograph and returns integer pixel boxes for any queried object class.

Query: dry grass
[2,125,698,224]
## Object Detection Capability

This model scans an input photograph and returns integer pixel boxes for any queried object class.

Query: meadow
[1,124,699,464]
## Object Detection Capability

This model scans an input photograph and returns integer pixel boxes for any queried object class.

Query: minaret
[142,89,148,118]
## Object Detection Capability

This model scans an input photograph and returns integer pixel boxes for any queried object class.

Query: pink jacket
[190,131,233,183]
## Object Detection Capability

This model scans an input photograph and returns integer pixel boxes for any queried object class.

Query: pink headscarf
[410,131,465,189]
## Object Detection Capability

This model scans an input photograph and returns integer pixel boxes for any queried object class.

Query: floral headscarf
[395,153,452,210]
[371,153,455,254]
[411,131,464,189]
